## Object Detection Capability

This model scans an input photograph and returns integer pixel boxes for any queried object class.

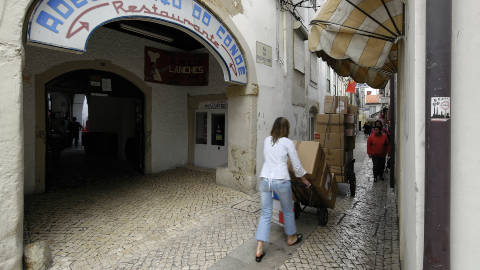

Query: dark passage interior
[45,70,145,191]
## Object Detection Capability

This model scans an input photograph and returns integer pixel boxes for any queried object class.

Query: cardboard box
[309,155,327,187]
[345,128,355,136]
[291,163,337,209]
[288,141,324,181]
[324,96,337,114]
[322,148,345,167]
[334,174,345,183]
[336,96,348,114]
[347,104,358,115]
[316,113,344,125]
[329,166,344,175]
[324,96,349,114]
[344,114,355,124]
[317,124,344,134]
[315,132,344,149]
[315,168,337,209]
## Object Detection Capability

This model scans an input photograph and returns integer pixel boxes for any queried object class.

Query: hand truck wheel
[350,174,356,197]
[317,208,328,226]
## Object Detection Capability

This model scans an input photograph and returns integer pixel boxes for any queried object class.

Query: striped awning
[309,0,403,89]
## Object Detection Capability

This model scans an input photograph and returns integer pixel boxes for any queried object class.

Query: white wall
[231,1,327,173]
[451,0,480,268]
[396,0,426,269]
[398,1,480,269]
[2,0,240,267]
[23,26,227,193]
[0,0,27,266]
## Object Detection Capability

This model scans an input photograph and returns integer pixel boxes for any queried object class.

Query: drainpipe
[424,0,451,269]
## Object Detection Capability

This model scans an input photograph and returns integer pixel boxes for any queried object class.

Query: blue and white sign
[28,0,247,84]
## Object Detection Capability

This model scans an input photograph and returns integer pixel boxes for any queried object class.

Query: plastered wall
[396,1,425,269]
[235,3,325,174]
[451,0,480,268]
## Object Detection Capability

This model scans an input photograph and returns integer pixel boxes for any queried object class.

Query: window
[195,112,207,144]
[211,113,225,146]
[293,32,305,73]
[326,79,331,93]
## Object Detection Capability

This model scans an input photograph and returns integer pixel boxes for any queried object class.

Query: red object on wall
[346,80,357,93]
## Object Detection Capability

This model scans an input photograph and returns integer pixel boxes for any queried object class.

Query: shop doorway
[194,107,227,168]
[44,70,145,190]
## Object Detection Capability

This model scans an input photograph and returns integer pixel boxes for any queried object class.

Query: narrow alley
[24,135,399,270]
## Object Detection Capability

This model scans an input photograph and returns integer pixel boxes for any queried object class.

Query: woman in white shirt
[255,117,311,262]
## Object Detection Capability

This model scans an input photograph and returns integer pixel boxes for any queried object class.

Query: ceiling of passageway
[104,20,204,51]
[46,70,143,98]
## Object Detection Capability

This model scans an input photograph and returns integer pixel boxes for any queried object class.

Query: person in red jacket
[367,120,390,182]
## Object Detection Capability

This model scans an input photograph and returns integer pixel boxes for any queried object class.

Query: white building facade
[0,0,333,268]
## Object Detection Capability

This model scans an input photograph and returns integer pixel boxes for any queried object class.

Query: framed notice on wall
[145,47,209,86]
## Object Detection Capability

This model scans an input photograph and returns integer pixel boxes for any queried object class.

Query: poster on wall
[145,47,209,86]
[431,97,451,122]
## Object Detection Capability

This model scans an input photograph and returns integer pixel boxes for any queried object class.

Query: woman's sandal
[288,233,303,246]
[255,252,266,262]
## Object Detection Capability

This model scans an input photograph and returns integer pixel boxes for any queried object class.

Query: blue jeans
[255,178,296,242]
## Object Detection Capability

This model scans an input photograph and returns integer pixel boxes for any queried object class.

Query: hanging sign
[145,47,208,85]
[27,0,247,84]
[431,97,450,122]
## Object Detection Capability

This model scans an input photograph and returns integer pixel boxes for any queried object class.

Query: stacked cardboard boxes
[314,96,358,183]
[287,141,337,209]
[324,96,348,114]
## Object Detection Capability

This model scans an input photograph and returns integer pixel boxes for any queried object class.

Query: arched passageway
[0,0,260,267]
[44,70,146,190]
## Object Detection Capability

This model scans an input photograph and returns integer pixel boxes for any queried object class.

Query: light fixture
[119,23,174,43]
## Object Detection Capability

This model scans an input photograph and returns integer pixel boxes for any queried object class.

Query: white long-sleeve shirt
[259,136,307,180]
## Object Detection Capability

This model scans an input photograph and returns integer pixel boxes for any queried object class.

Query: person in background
[255,117,311,262]
[363,122,371,138]
[367,120,389,182]
[370,119,390,137]
[68,117,82,147]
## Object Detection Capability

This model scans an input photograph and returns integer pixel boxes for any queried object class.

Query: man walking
[68,117,82,147]
[367,120,389,182]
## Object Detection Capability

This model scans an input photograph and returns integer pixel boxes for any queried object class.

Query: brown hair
[270,117,290,145]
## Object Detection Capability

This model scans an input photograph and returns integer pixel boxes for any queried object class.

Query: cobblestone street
[24,135,400,269]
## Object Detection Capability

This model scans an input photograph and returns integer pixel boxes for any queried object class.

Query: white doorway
[194,107,227,168]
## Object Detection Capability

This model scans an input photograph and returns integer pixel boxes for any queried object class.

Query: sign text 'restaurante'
[28,0,247,84]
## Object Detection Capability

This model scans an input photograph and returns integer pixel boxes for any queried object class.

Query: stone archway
[24,0,260,193]
[33,60,153,193]
[0,0,260,267]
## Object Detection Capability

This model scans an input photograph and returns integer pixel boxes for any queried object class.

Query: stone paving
[278,135,400,270]
[24,135,400,269]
